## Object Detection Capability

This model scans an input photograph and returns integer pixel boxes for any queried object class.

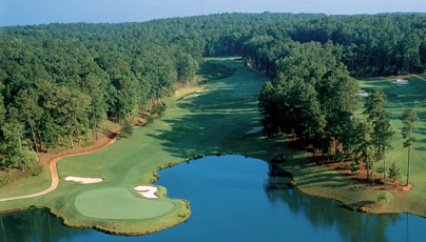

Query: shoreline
[0,58,425,237]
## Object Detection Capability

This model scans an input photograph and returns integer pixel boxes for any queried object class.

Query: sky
[0,0,426,26]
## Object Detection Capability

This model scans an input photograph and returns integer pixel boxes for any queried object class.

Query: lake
[0,155,424,242]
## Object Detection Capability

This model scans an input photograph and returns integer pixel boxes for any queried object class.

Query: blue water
[0,155,424,242]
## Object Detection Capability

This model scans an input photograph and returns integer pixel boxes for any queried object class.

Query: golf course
[0,57,288,235]
[1,57,426,236]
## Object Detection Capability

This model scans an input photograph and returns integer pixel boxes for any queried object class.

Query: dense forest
[0,12,425,184]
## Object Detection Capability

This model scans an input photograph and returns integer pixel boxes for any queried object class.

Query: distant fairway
[358,75,426,207]
[75,188,174,220]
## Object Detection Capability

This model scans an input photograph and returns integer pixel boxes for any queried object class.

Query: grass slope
[0,58,291,235]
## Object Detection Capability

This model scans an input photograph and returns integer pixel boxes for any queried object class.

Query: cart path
[414,75,426,82]
[0,135,117,202]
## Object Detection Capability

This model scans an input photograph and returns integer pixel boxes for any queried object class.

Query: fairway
[0,57,281,235]
[2,57,425,235]
[75,188,174,220]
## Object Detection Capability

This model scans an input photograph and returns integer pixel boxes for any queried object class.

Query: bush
[119,120,133,138]
[271,154,287,163]
[0,175,9,187]
[151,102,167,117]
[334,152,345,162]
[388,162,401,180]
[376,166,385,174]
[146,116,155,125]
[348,161,360,174]
[377,191,394,204]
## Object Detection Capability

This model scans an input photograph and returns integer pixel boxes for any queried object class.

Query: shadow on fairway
[147,58,288,162]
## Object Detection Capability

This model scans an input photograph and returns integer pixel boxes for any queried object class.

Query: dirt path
[414,75,426,82]
[0,134,118,202]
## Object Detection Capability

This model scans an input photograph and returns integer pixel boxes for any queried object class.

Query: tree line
[0,12,425,183]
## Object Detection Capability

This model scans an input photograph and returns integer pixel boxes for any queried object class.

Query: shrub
[151,102,167,117]
[348,161,360,174]
[119,120,133,138]
[271,154,287,163]
[376,166,385,174]
[388,162,401,180]
[334,152,345,162]
[377,191,394,204]
[146,116,155,125]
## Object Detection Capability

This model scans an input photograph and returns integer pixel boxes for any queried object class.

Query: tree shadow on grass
[148,59,287,162]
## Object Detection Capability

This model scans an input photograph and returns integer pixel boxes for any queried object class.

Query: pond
[0,155,424,242]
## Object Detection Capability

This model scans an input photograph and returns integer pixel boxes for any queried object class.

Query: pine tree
[401,108,419,186]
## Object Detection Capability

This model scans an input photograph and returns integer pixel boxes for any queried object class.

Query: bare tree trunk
[28,122,40,159]
[366,163,370,181]
[406,145,411,186]
[37,130,44,152]
[69,133,75,149]
[74,114,81,145]
[93,107,98,140]
[383,153,387,189]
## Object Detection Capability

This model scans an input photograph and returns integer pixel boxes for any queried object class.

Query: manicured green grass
[3,57,424,234]
[0,57,288,234]
[357,76,426,214]
[75,188,174,220]
[283,74,426,215]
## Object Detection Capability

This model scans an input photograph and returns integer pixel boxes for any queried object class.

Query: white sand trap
[358,89,370,97]
[65,176,103,184]
[247,126,263,134]
[134,186,158,199]
[392,79,409,85]
[183,93,201,99]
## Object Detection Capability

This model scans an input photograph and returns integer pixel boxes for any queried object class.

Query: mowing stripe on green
[74,188,174,220]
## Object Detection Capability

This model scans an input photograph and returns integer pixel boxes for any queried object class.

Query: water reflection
[265,164,403,242]
[0,156,423,242]
[0,208,86,242]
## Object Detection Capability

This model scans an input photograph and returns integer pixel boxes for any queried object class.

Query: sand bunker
[183,92,203,99]
[246,126,263,134]
[392,79,409,85]
[135,186,158,199]
[65,176,103,184]
[358,89,370,97]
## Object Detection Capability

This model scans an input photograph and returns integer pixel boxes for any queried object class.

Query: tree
[15,89,43,155]
[258,81,280,137]
[388,162,401,180]
[364,88,387,122]
[400,108,419,186]
[353,121,374,181]
[364,88,394,184]
[371,110,394,185]
[81,74,107,140]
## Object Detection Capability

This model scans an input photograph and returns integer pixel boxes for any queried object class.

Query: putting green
[74,188,175,220]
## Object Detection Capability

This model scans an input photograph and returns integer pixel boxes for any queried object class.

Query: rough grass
[0,168,51,199]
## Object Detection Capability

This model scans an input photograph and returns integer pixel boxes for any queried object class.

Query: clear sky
[1,0,425,26]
